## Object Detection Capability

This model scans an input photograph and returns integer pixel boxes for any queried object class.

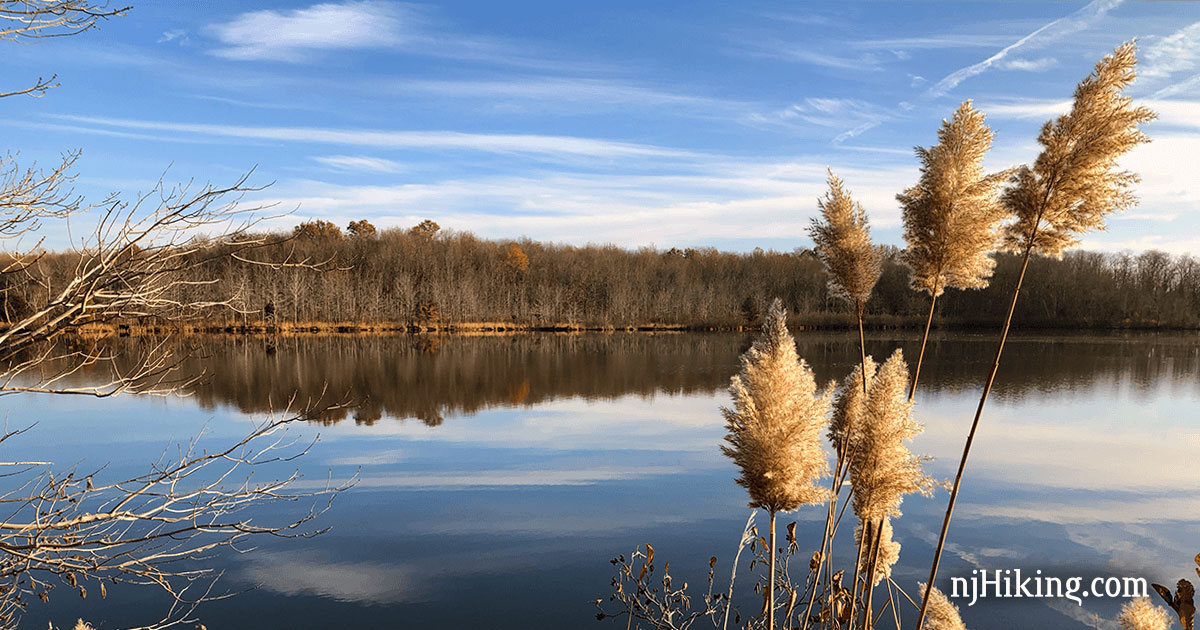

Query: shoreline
[51,317,1200,338]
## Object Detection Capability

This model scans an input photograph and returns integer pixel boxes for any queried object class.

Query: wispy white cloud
[208,1,412,62]
[857,34,1017,50]
[1141,99,1200,130]
[394,77,743,113]
[974,98,1071,119]
[185,93,318,111]
[1140,21,1200,79]
[45,114,704,161]
[743,98,893,143]
[7,120,234,146]
[1099,123,1200,229]
[204,0,603,72]
[999,56,1058,72]
[781,49,882,71]
[1150,73,1200,99]
[1142,23,1200,98]
[156,29,188,45]
[739,40,882,71]
[243,159,916,249]
[980,97,1200,131]
[312,155,406,174]
[925,0,1124,98]
[761,11,842,28]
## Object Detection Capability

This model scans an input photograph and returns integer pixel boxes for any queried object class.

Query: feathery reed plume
[854,517,899,587]
[828,355,877,460]
[849,350,932,525]
[721,298,833,630]
[810,172,883,310]
[849,350,932,628]
[898,101,1007,400]
[809,170,882,404]
[918,583,968,630]
[916,41,1156,630]
[723,299,833,512]
[1001,44,1155,259]
[1118,598,1172,630]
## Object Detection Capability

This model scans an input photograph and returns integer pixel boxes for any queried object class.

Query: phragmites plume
[1117,597,1172,630]
[847,349,933,524]
[899,101,1008,297]
[1001,41,1156,259]
[809,171,882,309]
[918,583,968,630]
[721,299,834,512]
[855,517,900,587]
[828,354,877,455]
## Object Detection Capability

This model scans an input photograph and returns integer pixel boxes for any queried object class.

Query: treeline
[13,219,1200,329]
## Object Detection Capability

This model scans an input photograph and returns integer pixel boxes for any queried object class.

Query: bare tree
[0,3,344,628]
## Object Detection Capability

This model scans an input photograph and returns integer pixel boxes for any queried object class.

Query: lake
[12,331,1200,629]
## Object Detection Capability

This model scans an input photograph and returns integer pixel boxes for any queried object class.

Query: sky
[2,0,1199,254]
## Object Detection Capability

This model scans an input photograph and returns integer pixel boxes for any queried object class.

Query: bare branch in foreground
[0,401,354,629]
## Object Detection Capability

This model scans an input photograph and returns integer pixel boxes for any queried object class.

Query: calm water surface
[14,332,1200,629]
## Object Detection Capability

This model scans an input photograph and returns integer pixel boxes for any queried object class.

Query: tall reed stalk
[721,300,833,630]
[861,519,883,629]
[914,42,1155,629]
[848,350,932,630]
[723,512,758,630]
[803,356,877,628]
[897,101,1007,402]
[808,172,881,627]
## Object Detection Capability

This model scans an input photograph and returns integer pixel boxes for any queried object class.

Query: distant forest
[14,219,1200,330]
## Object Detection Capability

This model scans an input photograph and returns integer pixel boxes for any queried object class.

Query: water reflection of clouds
[916,399,1197,492]
[243,552,423,604]
[1045,600,1117,630]
[910,386,1200,619]
[296,464,688,490]
[965,492,1199,524]
[327,449,406,466]
[317,394,730,452]
[242,540,618,608]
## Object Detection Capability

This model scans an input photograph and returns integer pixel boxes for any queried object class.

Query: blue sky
[3,0,1199,254]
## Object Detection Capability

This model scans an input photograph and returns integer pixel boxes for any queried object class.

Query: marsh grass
[598,41,1157,630]
[915,41,1155,629]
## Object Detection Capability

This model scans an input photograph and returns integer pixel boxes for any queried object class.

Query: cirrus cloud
[208,1,413,62]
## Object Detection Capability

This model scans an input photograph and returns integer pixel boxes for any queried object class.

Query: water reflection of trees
[174,333,1200,426]
[184,334,756,426]
[40,333,1200,426]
